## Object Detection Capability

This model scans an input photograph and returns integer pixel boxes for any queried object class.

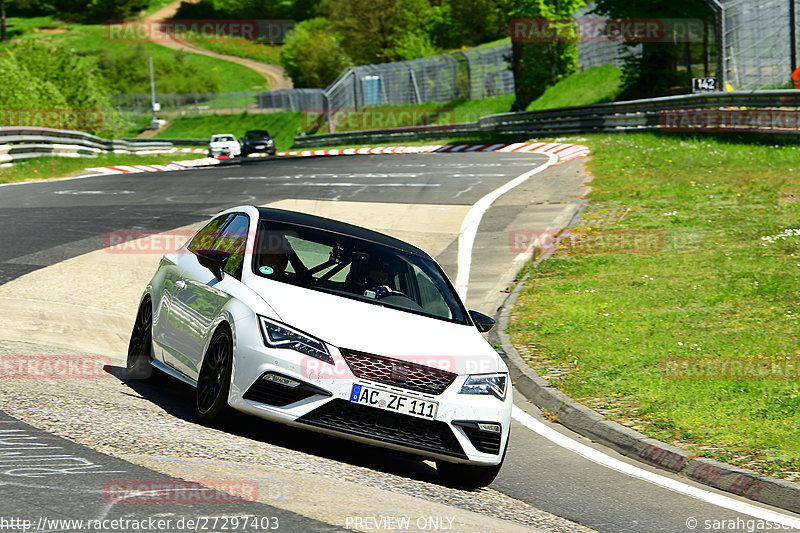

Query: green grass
[527,65,623,110]
[154,112,301,151]
[508,132,800,479]
[183,32,281,65]
[3,18,266,92]
[0,152,203,184]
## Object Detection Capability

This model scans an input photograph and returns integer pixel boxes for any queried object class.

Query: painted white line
[512,406,800,528]
[454,152,558,300]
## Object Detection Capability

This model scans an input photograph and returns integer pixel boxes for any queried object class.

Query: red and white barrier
[82,142,589,176]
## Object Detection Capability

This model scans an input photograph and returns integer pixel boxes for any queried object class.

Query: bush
[89,45,222,94]
[279,18,351,88]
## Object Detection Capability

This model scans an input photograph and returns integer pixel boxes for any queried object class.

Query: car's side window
[212,214,250,278]
[188,215,229,253]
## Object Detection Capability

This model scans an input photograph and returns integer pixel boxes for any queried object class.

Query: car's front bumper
[228,321,511,465]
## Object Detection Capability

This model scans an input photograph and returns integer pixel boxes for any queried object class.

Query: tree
[592,0,715,98]
[329,0,439,64]
[279,17,351,88]
[509,0,587,111]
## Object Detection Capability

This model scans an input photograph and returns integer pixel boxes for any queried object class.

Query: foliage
[173,0,325,21]
[329,0,440,64]
[442,0,515,48]
[0,49,66,107]
[6,0,148,22]
[279,17,350,88]
[592,0,715,98]
[90,44,222,94]
[508,0,586,111]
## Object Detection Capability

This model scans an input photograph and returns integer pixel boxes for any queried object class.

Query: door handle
[175,280,187,290]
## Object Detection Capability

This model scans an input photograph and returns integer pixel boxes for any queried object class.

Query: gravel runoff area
[0,339,596,533]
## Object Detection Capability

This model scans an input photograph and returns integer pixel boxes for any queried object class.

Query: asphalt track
[1,153,798,532]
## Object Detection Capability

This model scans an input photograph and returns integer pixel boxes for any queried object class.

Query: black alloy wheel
[195,327,233,424]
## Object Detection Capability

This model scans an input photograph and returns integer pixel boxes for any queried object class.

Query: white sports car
[208,134,241,157]
[127,206,512,487]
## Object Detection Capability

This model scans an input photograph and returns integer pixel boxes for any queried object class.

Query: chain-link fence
[711,0,797,90]
[114,44,518,118]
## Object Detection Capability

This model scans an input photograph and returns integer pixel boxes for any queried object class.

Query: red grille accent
[340,349,457,396]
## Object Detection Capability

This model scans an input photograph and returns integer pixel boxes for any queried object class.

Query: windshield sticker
[259,266,274,275]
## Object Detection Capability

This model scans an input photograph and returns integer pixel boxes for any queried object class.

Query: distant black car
[241,130,276,156]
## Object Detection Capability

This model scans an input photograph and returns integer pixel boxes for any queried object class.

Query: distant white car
[209,134,241,157]
[127,206,512,488]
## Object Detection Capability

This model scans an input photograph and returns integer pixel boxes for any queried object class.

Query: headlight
[459,373,508,400]
[258,316,332,364]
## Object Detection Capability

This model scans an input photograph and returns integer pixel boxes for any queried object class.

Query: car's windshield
[252,220,467,324]
[246,131,270,139]
[212,135,235,142]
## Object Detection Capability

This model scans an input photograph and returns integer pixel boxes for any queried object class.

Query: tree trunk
[1,0,7,43]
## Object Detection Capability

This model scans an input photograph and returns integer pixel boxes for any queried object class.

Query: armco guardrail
[0,127,173,165]
[124,138,209,147]
[293,90,800,148]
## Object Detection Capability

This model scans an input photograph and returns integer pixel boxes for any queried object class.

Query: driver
[363,256,396,298]
[257,233,290,279]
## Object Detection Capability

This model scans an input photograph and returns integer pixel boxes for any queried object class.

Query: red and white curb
[81,142,589,176]
[276,142,589,164]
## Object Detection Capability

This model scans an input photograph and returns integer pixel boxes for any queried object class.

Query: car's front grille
[454,422,502,455]
[297,399,466,459]
[339,349,457,396]
[243,373,331,407]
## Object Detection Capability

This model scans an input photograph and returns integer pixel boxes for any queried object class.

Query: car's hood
[245,276,503,375]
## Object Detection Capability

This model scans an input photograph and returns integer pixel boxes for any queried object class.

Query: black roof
[256,207,428,257]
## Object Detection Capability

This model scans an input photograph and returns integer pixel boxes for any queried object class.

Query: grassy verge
[153,112,301,151]
[182,32,281,65]
[527,65,623,110]
[508,132,800,480]
[0,152,203,184]
[4,18,266,92]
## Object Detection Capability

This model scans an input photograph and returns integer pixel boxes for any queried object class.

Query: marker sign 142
[692,77,717,92]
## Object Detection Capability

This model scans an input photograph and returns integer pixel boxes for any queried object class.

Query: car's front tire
[195,325,233,424]
[126,297,154,379]
[435,460,504,489]
[436,443,507,489]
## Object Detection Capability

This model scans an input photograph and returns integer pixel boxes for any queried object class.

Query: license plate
[350,384,438,420]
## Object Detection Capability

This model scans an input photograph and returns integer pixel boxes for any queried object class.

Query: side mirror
[469,310,495,333]
[193,249,230,281]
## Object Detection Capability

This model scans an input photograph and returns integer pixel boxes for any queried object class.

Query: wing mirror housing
[469,310,496,333]
[193,249,230,281]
